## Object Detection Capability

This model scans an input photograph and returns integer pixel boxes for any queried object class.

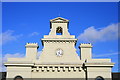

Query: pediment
[50,17,69,22]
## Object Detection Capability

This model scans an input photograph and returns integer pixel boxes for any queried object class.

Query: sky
[1,2,119,72]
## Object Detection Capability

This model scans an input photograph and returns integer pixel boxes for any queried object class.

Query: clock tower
[38,17,80,63]
[5,17,114,79]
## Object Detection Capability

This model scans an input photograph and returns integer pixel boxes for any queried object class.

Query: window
[95,76,104,80]
[14,76,23,80]
[56,27,62,35]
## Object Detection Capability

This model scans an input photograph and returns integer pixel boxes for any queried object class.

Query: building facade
[4,17,114,80]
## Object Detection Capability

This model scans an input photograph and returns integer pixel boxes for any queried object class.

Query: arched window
[14,76,23,80]
[56,27,62,35]
[95,76,104,80]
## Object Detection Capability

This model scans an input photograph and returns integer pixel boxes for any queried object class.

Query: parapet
[25,43,39,48]
[79,43,92,48]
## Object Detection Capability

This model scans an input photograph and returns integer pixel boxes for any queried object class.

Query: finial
[58,8,61,17]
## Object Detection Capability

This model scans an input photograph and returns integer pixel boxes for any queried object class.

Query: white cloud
[0,51,42,72]
[0,53,25,72]
[77,23,118,43]
[93,52,119,58]
[29,32,39,37]
[0,30,22,45]
[36,51,42,60]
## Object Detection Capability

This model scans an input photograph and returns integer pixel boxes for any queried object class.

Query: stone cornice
[35,62,82,65]
[4,63,34,67]
[41,38,77,42]
[79,43,92,48]
[25,43,39,48]
[41,38,77,46]
[51,21,68,23]
[84,62,115,67]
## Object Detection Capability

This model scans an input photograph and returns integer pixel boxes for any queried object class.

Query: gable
[50,17,69,23]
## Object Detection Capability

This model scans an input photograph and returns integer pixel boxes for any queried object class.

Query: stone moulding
[84,62,114,67]
[41,39,77,44]
[4,63,34,67]
[50,17,69,23]
[31,66,82,72]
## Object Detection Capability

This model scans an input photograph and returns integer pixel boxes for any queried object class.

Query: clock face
[56,49,63,57]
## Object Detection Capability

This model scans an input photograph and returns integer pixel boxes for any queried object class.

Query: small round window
[14,76,23,80]
[95,76,104,80]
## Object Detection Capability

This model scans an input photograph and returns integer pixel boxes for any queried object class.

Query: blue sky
[1,2,119,72]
